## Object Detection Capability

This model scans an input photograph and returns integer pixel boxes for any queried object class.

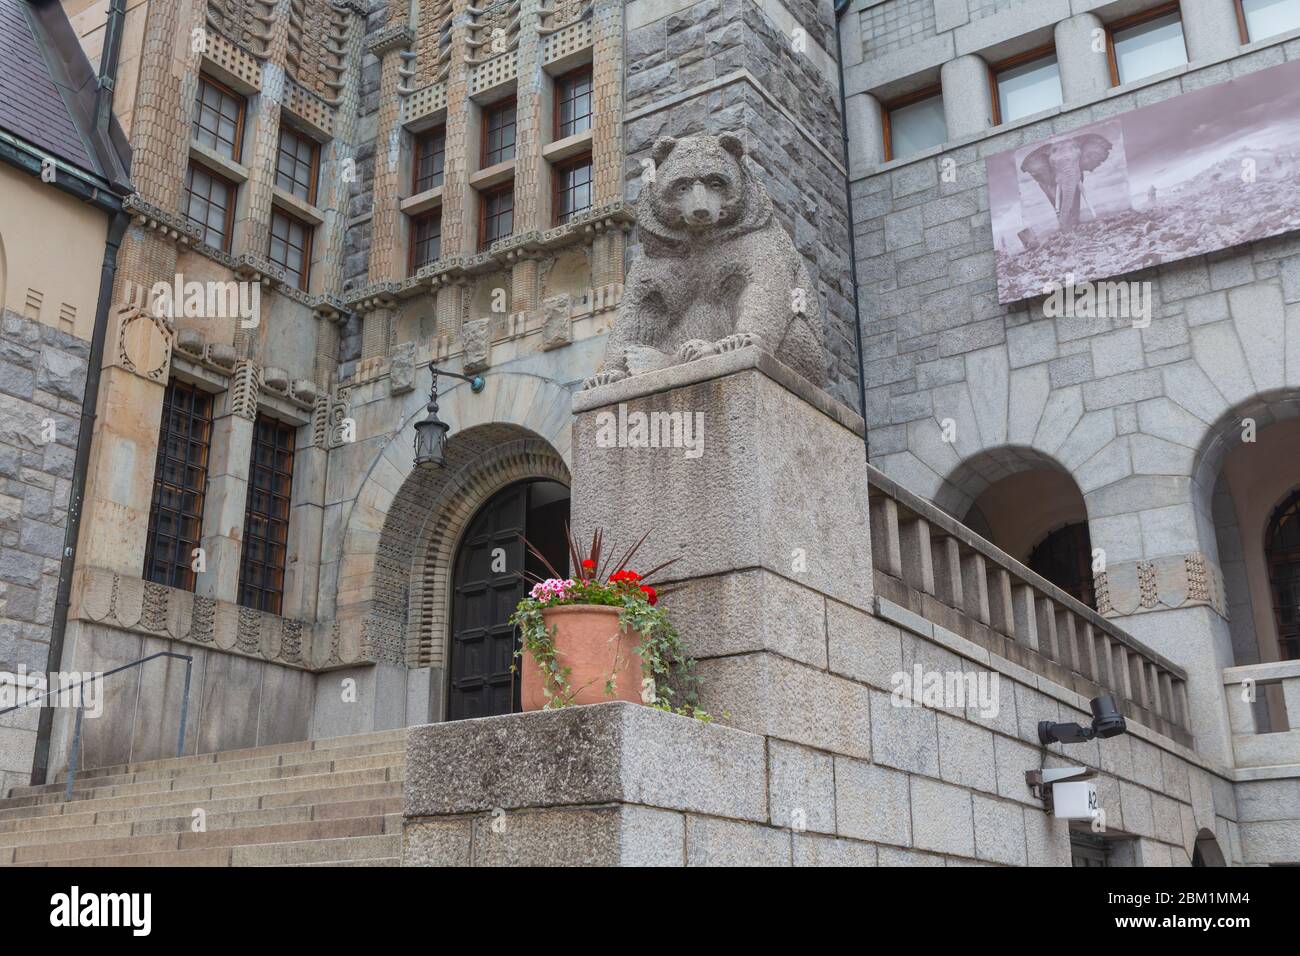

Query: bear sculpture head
[638,133,774,248]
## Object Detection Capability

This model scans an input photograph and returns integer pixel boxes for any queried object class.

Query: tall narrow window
[1239,0,1300,41]
[480,184,514,249]
[238,415,295,614]
[275,124,319,204]
[555,66,593,138]
[554,155,592,224]
[483,100,517,166]
[183,163,235,250]
[1107,5,1188,86]
[410,210,442,272]
[144,380,213,591]
[414,126,446,193]
[883,87,946,162]
[1266,489,1300,660]
[268,208,312,290]
[193,76,246,161]
[992,49,1062,125]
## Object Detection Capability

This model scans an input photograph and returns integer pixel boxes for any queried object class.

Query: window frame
[553,153,593,226]
[413,124,447,194]
[1235,0,1300,42]
[183,162,237,252]
[143,379,214,593]
[275,122,321,206]
[268,206,314,292]
[481,99,518,168]
[479,182,514,251]
[193,74,247,162]
[988,45,1061,127]
[408,209,443,274]
[554,65,594,140]
[1105,2,1186,88]
[237,414,295,615]
[881,84,944,163]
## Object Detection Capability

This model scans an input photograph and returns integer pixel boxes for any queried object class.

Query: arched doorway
[1266,488,1300,661]
[447,479,570,720]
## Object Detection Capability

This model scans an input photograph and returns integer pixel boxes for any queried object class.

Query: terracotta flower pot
[521,605,645,711]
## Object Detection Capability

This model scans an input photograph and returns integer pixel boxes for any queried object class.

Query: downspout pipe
[835,0,869,461]
[30,0,132,786]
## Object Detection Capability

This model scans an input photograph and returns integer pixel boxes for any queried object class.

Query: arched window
[1266,489,1300,661]
[1027,522,1096,610]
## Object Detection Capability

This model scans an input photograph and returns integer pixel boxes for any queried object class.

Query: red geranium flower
[609,569,642,584]
[639,584,657,605]
[581,559,596,570]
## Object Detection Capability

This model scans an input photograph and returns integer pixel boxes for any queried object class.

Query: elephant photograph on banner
[988,56,1300,304]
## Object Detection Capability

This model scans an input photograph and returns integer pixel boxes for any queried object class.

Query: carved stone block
[541,294,572,351]
[390,341,417,395]
[462,318,491,374]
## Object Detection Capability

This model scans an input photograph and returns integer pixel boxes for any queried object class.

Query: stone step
[0,730,408,868]
[0,781,402,831]
[40,728,407,785]
[0,796,403,846]
[9,750,405,800]
[4,813,390,864]
[11,741,407,796]
[0,766,403,816]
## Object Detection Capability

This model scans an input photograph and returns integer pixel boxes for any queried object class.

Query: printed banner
[988,57,1300,304]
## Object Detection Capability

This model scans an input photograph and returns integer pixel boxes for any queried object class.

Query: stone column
[589,0,624,206]
[196,365,258,603]
[1055,13,1111,103]
[438,4,476,257]
[234,6,291,258]
[591,225,626,288]
[1181,0,1244,62]
[283,418,326,621]
[511,0,546,232]
[941,54,993,139]
[510,254,541,313]
[570,349,874,752]
[844,92,884,177]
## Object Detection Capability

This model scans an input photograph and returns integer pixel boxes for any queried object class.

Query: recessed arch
[1192,829,1227,867]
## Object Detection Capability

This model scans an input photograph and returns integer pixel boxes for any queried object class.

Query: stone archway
[1192,829,1228,866]
[363,425,570,669]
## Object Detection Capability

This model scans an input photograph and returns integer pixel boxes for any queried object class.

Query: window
[192,76,245,161]
[555,66,593,139]
[992,49,1062,125]
[1266,489,1300,660]
[1027,522,1096,610]
[480,184,513,249]
[268,208,312,291]
[482,100,517,167]
[1107,5,1188,86]
[1238,0,1300,41]
[410,211,442,272]
[238,415,294,614]
[183,163,235,251]
[413,125,446,193]
[144,380,213,592]
[275,124,319,204]
[554,155,592,224]
[883,88,947,162]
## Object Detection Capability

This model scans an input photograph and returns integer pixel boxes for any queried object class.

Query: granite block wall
[0,310,89,792]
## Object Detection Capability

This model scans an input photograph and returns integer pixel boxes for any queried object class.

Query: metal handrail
[1,651,193,800]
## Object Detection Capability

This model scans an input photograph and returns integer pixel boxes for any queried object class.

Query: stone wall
[0,311,89,793]
[841,0,1300,848]
[625,0,860,409]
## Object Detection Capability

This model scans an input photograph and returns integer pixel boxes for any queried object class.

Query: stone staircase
[0,729,407,866]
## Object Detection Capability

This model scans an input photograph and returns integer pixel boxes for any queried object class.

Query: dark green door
[447,480,569,720]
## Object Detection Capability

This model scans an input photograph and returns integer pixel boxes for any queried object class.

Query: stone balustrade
[867,464,1192,745]
[1223,660,1300,769]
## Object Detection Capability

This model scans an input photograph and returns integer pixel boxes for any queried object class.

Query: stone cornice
[366,24,416,57]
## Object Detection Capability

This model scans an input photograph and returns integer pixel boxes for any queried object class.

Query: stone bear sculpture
[584,133,827,388]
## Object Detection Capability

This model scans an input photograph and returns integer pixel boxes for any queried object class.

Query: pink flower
[529,578,575,602]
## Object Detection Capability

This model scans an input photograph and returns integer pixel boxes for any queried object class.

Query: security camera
[1038,694,1127,745]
